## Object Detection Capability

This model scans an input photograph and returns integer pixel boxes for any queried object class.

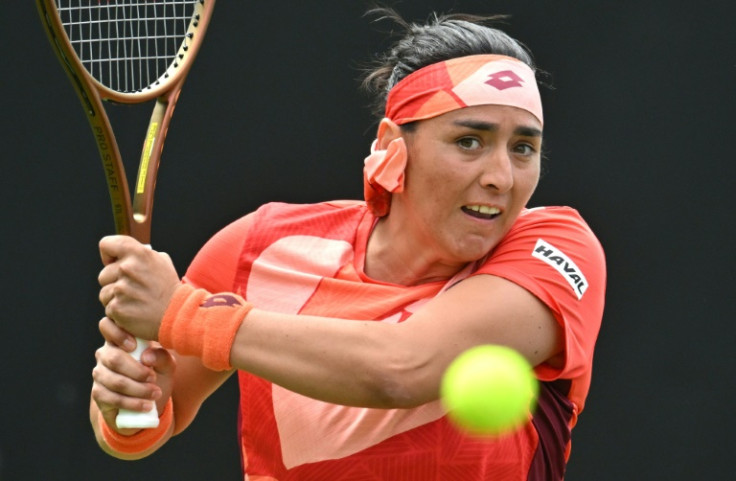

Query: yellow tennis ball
[440,344,539,436]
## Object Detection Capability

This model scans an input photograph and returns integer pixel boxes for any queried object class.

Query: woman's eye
[457,137,481,150]
[514,143,536,156]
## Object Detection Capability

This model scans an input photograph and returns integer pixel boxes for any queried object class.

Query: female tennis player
[91,9,606,480]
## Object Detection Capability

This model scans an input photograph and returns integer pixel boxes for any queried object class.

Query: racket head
[40,0,215,104]
[37,0,216,240]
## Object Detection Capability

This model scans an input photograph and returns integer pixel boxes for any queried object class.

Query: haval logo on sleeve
[485,70,524,90]
[532,239,588,299]
[201,294,243,308]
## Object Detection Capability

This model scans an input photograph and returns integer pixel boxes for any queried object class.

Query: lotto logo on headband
[485,70,524,90]
[450,58,542,125]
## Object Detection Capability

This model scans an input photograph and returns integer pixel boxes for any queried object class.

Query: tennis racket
[37,0,216,428]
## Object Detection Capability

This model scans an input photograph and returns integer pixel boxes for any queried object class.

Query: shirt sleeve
[474,207,606,383]
[182,213,255,293]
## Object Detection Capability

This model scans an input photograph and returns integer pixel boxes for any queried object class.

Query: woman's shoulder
[512,206,599,240]
[518,206,586,223]
[498,206,606,267]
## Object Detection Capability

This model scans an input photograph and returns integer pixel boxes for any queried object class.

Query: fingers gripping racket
[37,0,216,428]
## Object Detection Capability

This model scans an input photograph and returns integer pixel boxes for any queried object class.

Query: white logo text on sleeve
[532,239,588,300]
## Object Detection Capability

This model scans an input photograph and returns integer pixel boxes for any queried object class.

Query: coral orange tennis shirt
[183,201,606,481]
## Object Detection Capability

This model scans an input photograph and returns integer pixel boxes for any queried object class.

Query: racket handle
[115,337,160,429]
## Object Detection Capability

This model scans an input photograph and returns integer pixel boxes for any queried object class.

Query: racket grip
[115,337,160,429]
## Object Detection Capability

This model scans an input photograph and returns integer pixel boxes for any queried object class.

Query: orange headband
[385,54,543,125]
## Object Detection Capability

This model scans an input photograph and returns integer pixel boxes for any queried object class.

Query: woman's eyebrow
[452,119,542,138]
[452,119,498,131]
[515,126,543,138]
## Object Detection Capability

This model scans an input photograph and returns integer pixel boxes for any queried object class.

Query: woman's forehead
[425,104,543,131]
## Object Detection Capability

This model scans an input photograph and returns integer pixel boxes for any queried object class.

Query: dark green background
[2,1,733,479]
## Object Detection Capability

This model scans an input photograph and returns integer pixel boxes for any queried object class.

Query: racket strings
[56,0,202,93]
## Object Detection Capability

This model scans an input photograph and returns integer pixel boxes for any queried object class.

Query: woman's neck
[364,216,465,286]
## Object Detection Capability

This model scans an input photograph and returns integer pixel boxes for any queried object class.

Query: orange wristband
[159,283,253,371]
[100,398,173,455]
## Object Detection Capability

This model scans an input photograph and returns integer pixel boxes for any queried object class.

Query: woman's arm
[229,273,561,408]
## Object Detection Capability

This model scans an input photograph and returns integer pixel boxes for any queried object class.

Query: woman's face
[391,104,543,268]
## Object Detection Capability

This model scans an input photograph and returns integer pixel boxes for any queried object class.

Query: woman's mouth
[462,205,501,220]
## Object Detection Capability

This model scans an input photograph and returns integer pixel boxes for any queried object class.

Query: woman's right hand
[91,317,177,434]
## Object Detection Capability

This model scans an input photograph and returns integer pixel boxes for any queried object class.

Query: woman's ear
[363,119,408,217]
[375,118,403,150]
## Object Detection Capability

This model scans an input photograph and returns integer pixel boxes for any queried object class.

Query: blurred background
[1,1,734,479]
